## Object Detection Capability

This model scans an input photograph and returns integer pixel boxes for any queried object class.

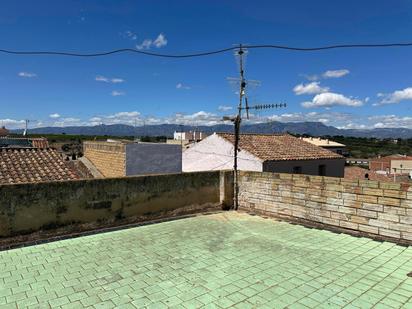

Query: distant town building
[168,131,208,150]
[174,131,207,142]
[0,126,9,137]
[344,166,392,182]
[302,137,347,156]
[369,154,412,174]
[183,133,345,177]
[0,137,49,148]
[0,148,79,184]
[83,140,182,177]
[346,158,370,166]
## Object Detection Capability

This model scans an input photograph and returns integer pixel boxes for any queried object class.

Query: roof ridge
[216,132,290,136]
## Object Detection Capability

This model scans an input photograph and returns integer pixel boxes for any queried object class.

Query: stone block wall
[83,141,126,177]
[238,171,412,244]
[0,171,233,237]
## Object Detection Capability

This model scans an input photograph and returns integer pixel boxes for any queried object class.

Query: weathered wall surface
[83,141,126,177]
[238,171,412,244]
[263,159,345,178]
[126,143,182,176]
[0,171,232,237]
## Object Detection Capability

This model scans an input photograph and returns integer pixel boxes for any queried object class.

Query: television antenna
[222,44,286,210]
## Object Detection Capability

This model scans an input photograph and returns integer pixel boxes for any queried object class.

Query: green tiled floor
[0,212,411,308]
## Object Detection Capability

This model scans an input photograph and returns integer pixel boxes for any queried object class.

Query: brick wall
[83,141,126,177]
[238,171,412,244]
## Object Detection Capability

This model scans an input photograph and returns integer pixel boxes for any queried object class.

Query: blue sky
[1,0,412,130]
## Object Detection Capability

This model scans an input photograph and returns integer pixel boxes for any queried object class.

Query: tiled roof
[217,133,343,161]
[0,148,79,185]
[0,137,49,148]
[370,155,412,162]
[344,166,392,182]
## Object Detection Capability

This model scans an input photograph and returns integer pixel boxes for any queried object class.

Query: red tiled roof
[370,155,412,163]
[0,148,79,185]
[217,133,343,161]
[31,138,49,148]
[344,166,392,182]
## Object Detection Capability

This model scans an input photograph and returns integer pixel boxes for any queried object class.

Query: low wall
[0,171,233,237]
[238,171,412,244]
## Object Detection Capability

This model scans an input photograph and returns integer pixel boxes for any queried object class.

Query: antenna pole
[24,119,29,137]
[223,45,286,210]
[233,44,245,210]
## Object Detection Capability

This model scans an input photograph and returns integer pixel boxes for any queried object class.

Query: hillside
[12,121,412,139]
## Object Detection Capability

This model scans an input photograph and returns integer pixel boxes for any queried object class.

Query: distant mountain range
[12,121,412,139]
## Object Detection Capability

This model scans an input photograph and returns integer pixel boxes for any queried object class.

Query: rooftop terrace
[1,212,411,308]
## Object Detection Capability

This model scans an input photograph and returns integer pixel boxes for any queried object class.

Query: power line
[1,42,412,58]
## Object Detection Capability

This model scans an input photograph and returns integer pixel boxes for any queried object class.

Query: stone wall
[0,171,233,237]
[83,141,126,177]
[238,171,412,244]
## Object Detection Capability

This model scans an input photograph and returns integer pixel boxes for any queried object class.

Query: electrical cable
[1,42,412,58]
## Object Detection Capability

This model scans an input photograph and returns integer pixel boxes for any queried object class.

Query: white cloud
[136,33,167,50]
[322,69,350,79]
[0,118,26,129]
[170,111,221,126]
[153,33,167,48]
[111,78,124,83]
[95,76,125,83]
[111,90,125,96]
[176,83,191,90]
[293,82,329,95]
[368,115,412,129]
[136,39,153,50]
[302,92,363,108]
[124,30,137,40]
[374,87,412,106]
[52,117,82,127]
[18,72,37,78]
[107,111,140,119]
[49,113,61,119]
[218,105,233,112]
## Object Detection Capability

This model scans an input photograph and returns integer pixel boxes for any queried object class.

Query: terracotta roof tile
[0,148,79,185]
[217,133,343,161]
[0,137,49,148]
[344,166,392,182]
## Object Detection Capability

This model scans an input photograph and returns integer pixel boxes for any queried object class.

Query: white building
[183,133,345,177]
[302,137,347,156]
[173,131,207,142]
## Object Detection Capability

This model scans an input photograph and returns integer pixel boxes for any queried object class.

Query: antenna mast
[224,44,286,210]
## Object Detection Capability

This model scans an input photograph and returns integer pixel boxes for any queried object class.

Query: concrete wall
[183,134,262,172]
[263,158,345,178]
[83,141,126,177]
[0,171,233,237]
[238,171,412,244]
[126,143,182,176]
[391,160,412,174]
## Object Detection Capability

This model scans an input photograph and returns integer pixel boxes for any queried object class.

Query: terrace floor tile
[0,212,411,308]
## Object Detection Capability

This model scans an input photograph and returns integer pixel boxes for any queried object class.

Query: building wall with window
[262,159,345,178]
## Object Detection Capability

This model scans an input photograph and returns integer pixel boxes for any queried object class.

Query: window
[293,166,302,174]
[318,164,326,176]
